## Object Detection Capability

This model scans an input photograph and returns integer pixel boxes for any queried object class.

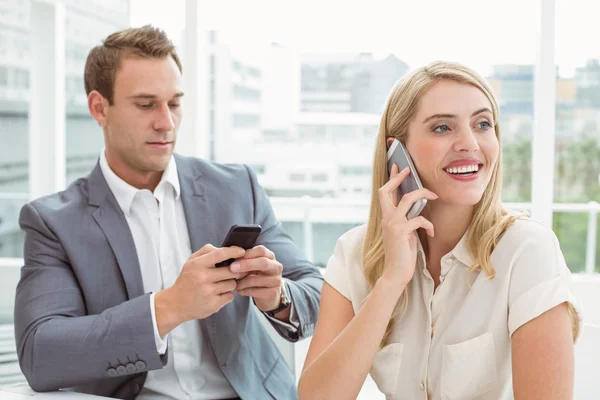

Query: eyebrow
[422,107,492,124]
[129,92,185,99]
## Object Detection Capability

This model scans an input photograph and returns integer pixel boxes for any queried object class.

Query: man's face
[104,54,183,177]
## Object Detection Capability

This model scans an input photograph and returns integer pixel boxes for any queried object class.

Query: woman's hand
[378,164,437,287]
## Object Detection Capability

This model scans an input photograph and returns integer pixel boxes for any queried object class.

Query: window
[329,125,352,139]
[311,173,328,183]
[209,54,215,76]
[340,166,371,176]
[289,173,305,182]
[209,110,215,161]
[0,33,7,57]
[13,69,29,89]
[0,196,27,258]
[2,1,597,396]
[65,7,130,186]
[66,116,105,185]
[297,125,327,140]
[262,130,288,141]
[554,0,600,273]
[232,113,260,129]
[0,114,28,261]
[232,84,261,102]
[248,164,265,174]
[247,67,261,78]
[312,222,362,268]
[209,78,215,104]
[0,67,7,87]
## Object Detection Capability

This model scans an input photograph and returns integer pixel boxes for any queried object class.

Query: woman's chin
[435,190,484,207]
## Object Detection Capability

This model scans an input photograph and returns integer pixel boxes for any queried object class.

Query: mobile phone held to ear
[387,138,427,219]
[215,224,262,267]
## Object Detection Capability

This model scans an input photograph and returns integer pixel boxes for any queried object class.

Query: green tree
[502,137,532,202]
[554,137,600,202]
[553,212,588,273]
[502,136,599,273]
[578,137,600,201]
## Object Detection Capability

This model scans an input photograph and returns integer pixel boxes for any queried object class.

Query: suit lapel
[175,156,233,369]
[88,163,145,299]
[175,154,212,252]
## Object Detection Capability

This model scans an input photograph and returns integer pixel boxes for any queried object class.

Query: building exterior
[300,52,408,114]
[575,59,600,108]
[0,0,130,257]
[206,31,300,164]
[231,112,380,199]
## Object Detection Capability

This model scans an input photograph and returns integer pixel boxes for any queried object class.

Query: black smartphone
[387,138,427,219]
[215,224,262,267]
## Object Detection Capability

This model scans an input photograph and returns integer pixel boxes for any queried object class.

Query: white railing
[0,193,28,201]
[270,197,600,275]
[0,259,22,268]
[1,195,598,274]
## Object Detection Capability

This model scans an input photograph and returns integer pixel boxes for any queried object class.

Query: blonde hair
[362,61,580,346]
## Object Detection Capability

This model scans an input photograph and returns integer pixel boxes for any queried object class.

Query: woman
[298,61,582,400]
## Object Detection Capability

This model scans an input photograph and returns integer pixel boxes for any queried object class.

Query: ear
[88,90,109,127]
[385,136,396,150]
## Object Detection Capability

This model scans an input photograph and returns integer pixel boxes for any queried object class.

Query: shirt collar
[99,149,138,216]
[154,155,181,202]
[416,229,474,275]
[98,149,180,216]
[441,229,474,275]
[445,230,475,273]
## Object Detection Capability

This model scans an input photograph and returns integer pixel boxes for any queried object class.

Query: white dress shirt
[99,151,298,399]
[324,214,582,400]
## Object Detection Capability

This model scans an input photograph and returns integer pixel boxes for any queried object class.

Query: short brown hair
[84,25,182,104]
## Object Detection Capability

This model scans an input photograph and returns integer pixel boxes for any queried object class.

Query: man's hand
[155,244,246,337]
[230,245,284,314]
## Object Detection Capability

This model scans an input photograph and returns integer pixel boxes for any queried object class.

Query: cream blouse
[324,215,583,400]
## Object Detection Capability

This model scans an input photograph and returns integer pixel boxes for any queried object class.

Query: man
[14,25,323,400]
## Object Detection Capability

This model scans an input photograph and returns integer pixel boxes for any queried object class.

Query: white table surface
[0,383,112,399]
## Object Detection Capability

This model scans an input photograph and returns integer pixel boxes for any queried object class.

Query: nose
[153,103,175,132]
[452,125,480,153]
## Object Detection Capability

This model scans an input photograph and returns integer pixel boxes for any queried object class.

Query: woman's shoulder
[493,211,567,278]
[336,223,368,251]
[323,224,370,299]
[330,224,369,270]
[498,211,559,251]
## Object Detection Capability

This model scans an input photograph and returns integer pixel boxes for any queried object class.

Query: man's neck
[105,150,164,192]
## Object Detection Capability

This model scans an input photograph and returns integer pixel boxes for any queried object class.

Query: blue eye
[433,124,449,133]
[477,121,492,130]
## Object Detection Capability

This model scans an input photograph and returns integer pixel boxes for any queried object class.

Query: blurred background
[0,0,598,398]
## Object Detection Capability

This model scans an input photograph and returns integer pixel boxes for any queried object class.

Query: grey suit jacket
[14,154,323,400]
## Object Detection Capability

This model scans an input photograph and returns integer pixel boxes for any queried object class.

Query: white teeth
[445,164,479,174]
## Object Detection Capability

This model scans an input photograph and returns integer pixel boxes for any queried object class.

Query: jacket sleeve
[14,202,168,392]
[244,165,324,342]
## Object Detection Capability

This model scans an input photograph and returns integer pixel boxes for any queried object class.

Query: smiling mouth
[443,163,483,177]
